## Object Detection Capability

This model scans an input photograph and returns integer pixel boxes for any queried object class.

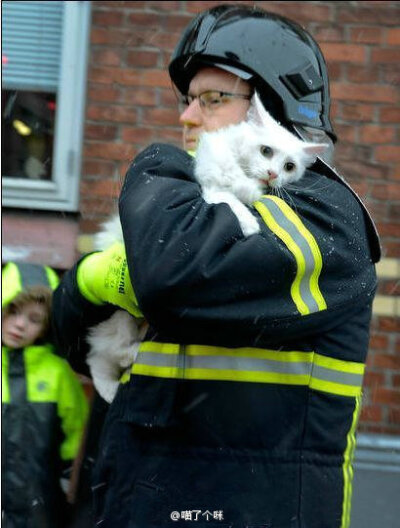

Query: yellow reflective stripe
[139,342,180,354]
[314,354,365,375]
[131,343,364,397]
[267,195,326,311]
[309,379,361,397]
[254,195,327,315]
[341,394,361,528]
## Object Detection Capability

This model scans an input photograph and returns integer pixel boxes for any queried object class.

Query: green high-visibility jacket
[2,344,89,527]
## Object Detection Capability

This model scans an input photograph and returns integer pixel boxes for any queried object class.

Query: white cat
[194,92,329,236]
[86,217,146,403]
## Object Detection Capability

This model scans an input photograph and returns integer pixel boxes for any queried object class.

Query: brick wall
[81,1,400,434]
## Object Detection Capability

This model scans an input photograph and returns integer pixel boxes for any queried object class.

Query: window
[2,1,91,211]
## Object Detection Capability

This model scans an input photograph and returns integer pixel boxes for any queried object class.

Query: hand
[77,243,143,317]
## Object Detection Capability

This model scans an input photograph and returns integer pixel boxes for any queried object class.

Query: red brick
[128,12,161,27]
[140,69,171,88]
[378,279,400,296]
[346,65,379,84]
[81,178,122,198]
[83,160,116,178]
[364,371,386,387]
[350,26,384,45]
[312,25,344,42]
[375,222,400,237]
[333,123,357,143]
[381,66,400,86]
[369,334,389,350]
[380,106,400,123]
[375,316,400,333]
[91,49,123,66]
[86,104,137,124]
[121,127,153,144]
[388,408,400,425]
[147,1,181,11]
[92,10,125,26]
[337,161,389,182]
[372,387,400,405]
[331,82,398,103]
[385,242,400,258]
[360,405,383,423]
[326,63,344,82]
[85,124,118,141]
[361,125,396,144]
[388,205,400,224]
[123,88,157,107]
[387,28,400,46]
[84,142,135,161]
[393,375,400,388]
[126,50,159,68]
[340,103,375,122]
[375,146,400,163]
[374,354,400,370]
[79,197,117,218]
[87,85,122,103]
[243,2,333,23]
[338,6,400,26]
[372,48,400,64]
[320,43,366,64]
[143,108,180,126]
[153,128,182,146]
[91,27,133,46]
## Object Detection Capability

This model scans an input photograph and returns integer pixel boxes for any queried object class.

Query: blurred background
[2,2,400,526]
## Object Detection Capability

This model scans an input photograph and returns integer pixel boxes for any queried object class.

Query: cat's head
[246,93,329,188]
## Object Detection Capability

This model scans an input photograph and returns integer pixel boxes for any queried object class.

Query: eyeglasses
[177,90,252,114]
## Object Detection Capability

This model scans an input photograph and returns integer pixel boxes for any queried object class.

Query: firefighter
[1,262,89,527]
[52,5,380,527]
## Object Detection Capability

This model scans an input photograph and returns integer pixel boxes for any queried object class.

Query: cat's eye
[260,145,273,158]
[284,162,296,172]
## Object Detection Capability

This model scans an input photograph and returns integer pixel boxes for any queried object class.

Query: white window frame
[2,1,91,212]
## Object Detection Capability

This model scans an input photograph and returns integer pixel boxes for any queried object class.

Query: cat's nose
[267,170,277,180]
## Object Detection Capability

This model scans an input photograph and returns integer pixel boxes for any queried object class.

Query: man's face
[2,301,47,349]
[179,67,252,151]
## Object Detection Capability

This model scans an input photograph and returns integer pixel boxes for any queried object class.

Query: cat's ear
[302,143,329,164]
[248,91,273,126]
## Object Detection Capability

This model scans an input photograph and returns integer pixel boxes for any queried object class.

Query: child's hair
[2,285,53,341]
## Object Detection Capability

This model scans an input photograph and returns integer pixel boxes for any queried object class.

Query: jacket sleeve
[57,359,89,461]
[119,143,377,347]
[52,260,117,375]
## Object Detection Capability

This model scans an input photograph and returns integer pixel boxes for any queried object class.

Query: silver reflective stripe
[312,364,363,387]
[135,352,313,376]
[17,262,50,289]
[259,197,320,313]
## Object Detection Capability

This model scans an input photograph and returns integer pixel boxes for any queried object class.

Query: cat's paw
[239,212,260,237]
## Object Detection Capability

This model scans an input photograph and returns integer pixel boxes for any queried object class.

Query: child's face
[2,301,48,349]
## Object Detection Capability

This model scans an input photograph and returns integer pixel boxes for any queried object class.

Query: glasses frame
[177,90,252,114]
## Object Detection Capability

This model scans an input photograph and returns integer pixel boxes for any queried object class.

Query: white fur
[86,214,145,403]
[195,92,328,236]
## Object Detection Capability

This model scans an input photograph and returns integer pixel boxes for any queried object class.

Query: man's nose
[179,98,202,126]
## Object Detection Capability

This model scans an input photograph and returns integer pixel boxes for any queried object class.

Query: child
[2,263,89,528]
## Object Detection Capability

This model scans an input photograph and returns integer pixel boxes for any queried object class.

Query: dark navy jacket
[53,143,379,528]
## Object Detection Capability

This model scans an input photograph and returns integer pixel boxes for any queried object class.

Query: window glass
[2,90,56,181]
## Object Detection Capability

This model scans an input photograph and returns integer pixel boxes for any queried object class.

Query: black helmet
[169,4,336,142]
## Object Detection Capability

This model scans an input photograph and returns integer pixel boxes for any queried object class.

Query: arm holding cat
[119,142,377,347]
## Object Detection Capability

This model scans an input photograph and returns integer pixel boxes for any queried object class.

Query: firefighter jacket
[1,343,89,527]
[53,143,379,528]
